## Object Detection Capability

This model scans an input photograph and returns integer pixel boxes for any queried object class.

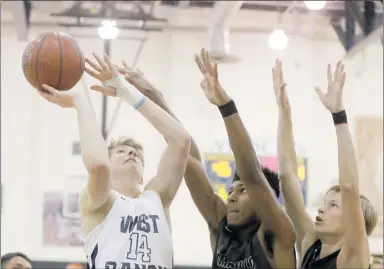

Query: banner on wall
[204,153,308,205]
[43,192,83,246]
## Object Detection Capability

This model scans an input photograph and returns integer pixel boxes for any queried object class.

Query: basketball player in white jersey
[38,53,191,269]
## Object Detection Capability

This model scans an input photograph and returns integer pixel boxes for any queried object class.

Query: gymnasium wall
[1,25,383,266]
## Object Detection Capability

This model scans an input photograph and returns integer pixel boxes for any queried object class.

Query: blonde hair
[108,137,144,165]
[326,185,378,236]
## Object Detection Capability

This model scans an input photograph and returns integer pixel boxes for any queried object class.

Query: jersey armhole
[142,190,163,208]
[301,239,321,266]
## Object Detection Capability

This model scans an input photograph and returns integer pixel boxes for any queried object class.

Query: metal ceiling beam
[331,1,383,57]
[50,1,167,22]
[58,23,164,32]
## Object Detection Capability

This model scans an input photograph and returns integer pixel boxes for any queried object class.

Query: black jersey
[301,239,371,269]
[212,217,273,269]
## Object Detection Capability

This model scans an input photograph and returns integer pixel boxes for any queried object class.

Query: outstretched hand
[315,61,346,113]
[272,59,289,109]
[38,84,81,108]
[195,48,230,106]
[115,61,164,103]
[84,53,120,97]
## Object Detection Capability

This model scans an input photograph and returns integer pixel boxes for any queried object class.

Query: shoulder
[301,239,321,264]
[337,237,370,268]
[79,189,117,216]
[140,190,163,207]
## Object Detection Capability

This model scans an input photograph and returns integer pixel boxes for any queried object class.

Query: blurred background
[1,1,383,268]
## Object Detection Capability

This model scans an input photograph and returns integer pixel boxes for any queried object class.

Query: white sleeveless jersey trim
[84,190,173,269]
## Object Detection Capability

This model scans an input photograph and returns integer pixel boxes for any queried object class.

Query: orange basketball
[22,32,85,91]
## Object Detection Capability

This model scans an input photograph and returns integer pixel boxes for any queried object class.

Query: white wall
[1,25,382,265]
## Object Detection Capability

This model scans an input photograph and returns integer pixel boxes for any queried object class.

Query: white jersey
[84,191,173,269]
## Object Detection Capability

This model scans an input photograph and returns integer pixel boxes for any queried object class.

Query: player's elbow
[277,217,297,247]
[171,132,192,153]
[339,179,359,192]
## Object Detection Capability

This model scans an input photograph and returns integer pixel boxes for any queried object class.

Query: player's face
[226,181,254,225]
[109,145,143,176]
[315,190,343,236]
[4,256,32,269]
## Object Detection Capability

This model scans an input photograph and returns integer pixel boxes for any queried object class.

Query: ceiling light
[268,29,289,51]
[98,20,119,40]
[304,1,326,11]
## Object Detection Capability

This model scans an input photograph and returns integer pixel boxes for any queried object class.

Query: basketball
[22,32,85,91]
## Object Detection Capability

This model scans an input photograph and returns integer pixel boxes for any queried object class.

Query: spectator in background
[65,263,84,269]
[1,252,32,269]
[371,255,383,269]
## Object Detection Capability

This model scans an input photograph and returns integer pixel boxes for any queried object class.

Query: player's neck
[112,173,142,198]
[317,234,343,258]
[114,183,141,198]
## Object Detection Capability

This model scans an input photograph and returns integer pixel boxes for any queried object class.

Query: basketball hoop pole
[101,39,111,140]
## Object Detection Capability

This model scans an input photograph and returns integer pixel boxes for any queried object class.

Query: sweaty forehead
[113,145,135,152]
[324,190,341,201]
[230,181,244,189]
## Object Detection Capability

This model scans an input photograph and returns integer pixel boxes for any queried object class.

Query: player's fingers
[202,49,213,74]
[338,64,345,83]
[85,56,102,72]
[92,52,108,70]
[84,66,100,78]
[38,88,59,104]
[195,54,206,74]
[114,65,126,75]
[340,72,346,89]
[136,68,144,75]
[124,74,140,89]
[334,61,341,81]
[278,60,284,81]
[103,53,116,72]
[122,60,133,71]
[213,63,219,80]
[90,85,116,96]
[275,59,281,75]
[42,84,61,95]
[327,64,332,88]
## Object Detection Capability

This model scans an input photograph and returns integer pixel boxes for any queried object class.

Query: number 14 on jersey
[127,232,152,263]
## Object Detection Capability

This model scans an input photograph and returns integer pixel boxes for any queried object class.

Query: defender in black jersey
[274,59,378,269]
[191,49,296,269]
[135,49,297,269]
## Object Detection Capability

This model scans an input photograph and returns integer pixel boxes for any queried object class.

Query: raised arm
[116,64,226,236]
[315,62,370,268]
[136,97,191,208]
[85,53,191,208]
[39,84,111,214]
[195,49,295,246]
[273,60,315,258]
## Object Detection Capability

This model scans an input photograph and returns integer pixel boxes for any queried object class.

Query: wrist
[332,110,348,125]
[218,99,238,118]
[104,75,146,109]
[148,91,166,107]
[73,93,88,108]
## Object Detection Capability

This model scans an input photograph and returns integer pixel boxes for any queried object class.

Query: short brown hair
[108,137,144,165]
[326,185,378,236]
